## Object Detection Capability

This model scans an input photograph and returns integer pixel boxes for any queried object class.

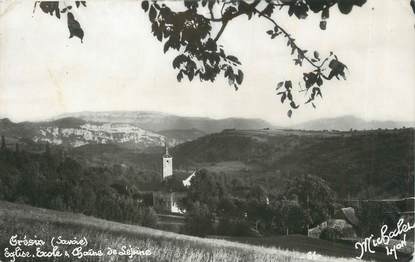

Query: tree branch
[256,7,319,68]
[255,6,331,80]
[207,0,261,22]
[212,0,261,41]
[214,21,228,42]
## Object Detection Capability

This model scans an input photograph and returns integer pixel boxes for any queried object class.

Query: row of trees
[181,170,335,237]
[181,169,408,239]
[0,145,158,228]
[1,138,408,240]
[173,128,414,199]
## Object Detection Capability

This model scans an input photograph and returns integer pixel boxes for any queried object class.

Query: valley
[0,111,413,261]
[1,112,413,200]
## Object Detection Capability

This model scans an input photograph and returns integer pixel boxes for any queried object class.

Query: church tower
[162,143,173,180]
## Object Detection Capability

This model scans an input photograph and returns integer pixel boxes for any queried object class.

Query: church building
[162,143,173,180]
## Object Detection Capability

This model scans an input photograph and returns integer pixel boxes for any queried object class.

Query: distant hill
[172,128,414,199]
[0,117,169,149]
[290,115,414,131]
[40,117,87,128]
[0,112,272,149]
[0,118,37,138]
[56,111,273,133]
[158,128,207,141]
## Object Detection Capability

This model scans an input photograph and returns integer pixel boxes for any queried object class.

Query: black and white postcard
[0,0,414,261]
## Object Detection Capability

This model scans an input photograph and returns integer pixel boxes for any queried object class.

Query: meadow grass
[0,201,363,262]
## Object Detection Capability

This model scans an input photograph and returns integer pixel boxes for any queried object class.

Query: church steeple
[165,142,169,156]
[162,140,173,180]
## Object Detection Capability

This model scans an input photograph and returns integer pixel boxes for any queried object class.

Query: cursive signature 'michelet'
[355,218,415,260]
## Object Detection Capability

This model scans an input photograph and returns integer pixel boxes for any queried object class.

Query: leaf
[188,69,194,81]
[319,20,327,30]
[39,1,61,19]
[266,30,274,35]
[236,70,244,85]
[287,109,293,118]
[313,51,320,60]
[75,1,86,8]
[238,1,253,19]
[290,101,299,109]
[67,12,84,42]
[280,93,287,103]
[287,92,293,101]
[149,5,157,22]
[303,72,318,89]
[185,1,199,10]
[163,40,170,53]
[177,71,183,82]
[337,1,354,14]
[317,76,323,86]
[141,1,149,12]
[290,2,309,19]
[276,82,284,90]
[226,55,241,65]
[262,3,275,17]
[284,80,292,90]
[322,7,330,19]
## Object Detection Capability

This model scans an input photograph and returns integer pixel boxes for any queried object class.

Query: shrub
[320,227,342,241]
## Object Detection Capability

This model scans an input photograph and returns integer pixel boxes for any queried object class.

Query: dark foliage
[320,227,343,241]
[0,147,156,227]
[182,169,332,236]
[140,0,365,116]
[357,201,401,237]
[35,1,85,42]
[174,128,415,199]
[286,174,335,226]
[67,12,84,42]
[184,201,215,237]
[0,135,5,150]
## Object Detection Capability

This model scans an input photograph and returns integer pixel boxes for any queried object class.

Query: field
[0,201,362,262]
[193,161,257,174]
[216,236,411,262]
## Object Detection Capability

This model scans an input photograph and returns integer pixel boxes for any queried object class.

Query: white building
[182,171,196,187]
[162,143,173,180]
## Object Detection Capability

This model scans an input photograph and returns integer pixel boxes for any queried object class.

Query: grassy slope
[217,236,410,262]
[0,201,360,262]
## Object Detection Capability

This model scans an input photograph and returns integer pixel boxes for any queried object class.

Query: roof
[341,207,359,227]
[182,171,196,187]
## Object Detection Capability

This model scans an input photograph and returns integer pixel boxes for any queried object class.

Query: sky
[0,0,414,126]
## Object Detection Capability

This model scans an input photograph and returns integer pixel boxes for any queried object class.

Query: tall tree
[184,201,214,236]
[286,174,335,226]
[184,169,226,211]
[1,135,6,150]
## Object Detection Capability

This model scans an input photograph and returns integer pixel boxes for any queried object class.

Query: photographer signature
[354,218,414,260]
